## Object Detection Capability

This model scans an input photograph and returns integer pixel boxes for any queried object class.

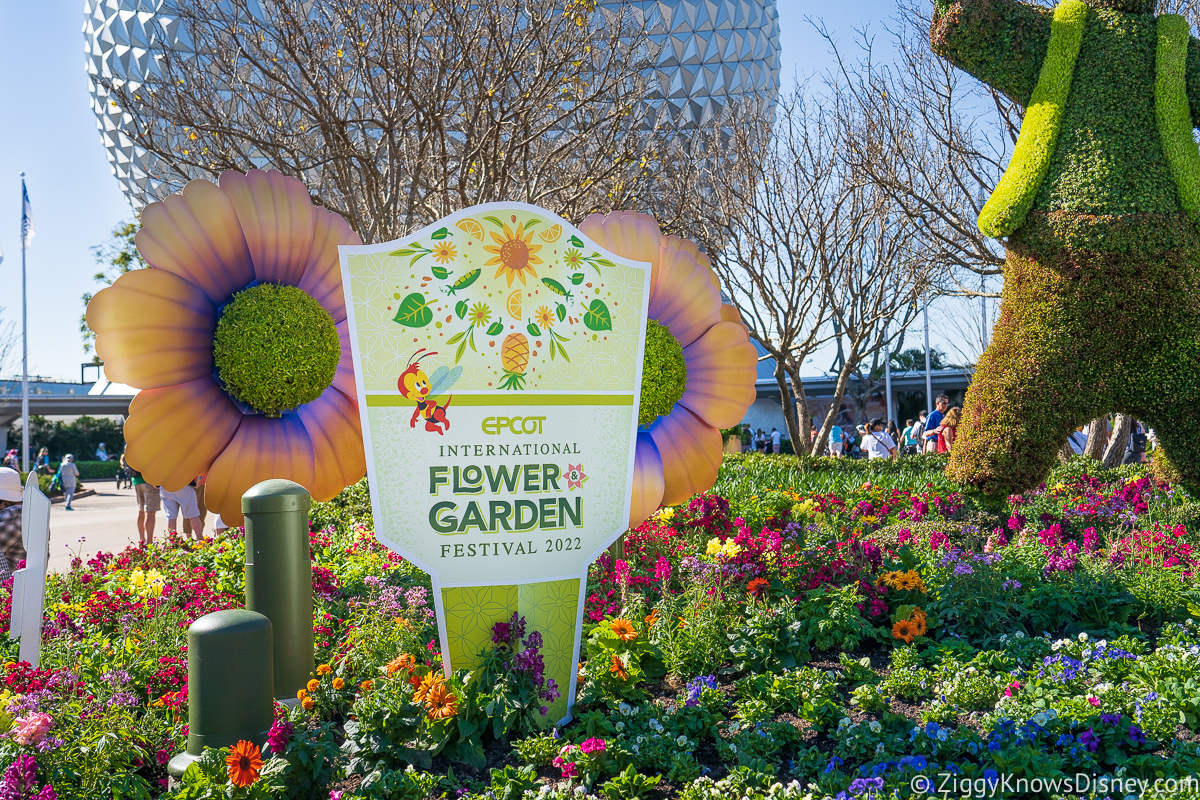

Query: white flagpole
[923,295,933,416]
[20,173,28,474]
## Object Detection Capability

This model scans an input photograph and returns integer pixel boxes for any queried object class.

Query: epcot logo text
[481,416,547,435]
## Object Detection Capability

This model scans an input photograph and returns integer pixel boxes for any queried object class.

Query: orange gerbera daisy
[226,740,263,787]
[387,654,416,677]
[580,212,757,527]
[892,619,918,644]
[644,609,660,628]
[747,578,770,599]
[412,672,445,705]
[85,169,366,526]
[609,618,637,642]
[425,683,460,720]
[609,654,629,681]
[484,221,543,286]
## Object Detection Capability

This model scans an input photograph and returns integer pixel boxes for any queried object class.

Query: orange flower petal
[123,377,243,491]
[219,170,315,288]
[297,388,366,501]
[648,406,722,506]
[332,320,356,398]
[629,433,665,528]
[648,244,721,349]
[86,268,216,389]
[135,178,255,304]
[297,207,361,324]
[579,211,663,297]
[204,415,316,526]
[679,321,759,429]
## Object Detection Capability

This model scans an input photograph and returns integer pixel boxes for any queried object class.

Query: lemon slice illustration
[539,224,562,243]
[506,290,523,320]
[456,218,484,241]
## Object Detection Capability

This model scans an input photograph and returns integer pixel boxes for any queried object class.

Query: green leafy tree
[81,220,145,355]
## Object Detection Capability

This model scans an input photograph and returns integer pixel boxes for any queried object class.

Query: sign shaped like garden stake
[8,474,50,667]
[340,203,650,723]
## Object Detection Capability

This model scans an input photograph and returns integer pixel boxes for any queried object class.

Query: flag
[20,182,34,250]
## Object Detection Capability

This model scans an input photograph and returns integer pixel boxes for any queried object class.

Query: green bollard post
[167,609,273,780]
[243,479,313,702]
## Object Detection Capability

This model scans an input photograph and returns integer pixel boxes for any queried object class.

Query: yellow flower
[581,211,757,528]
[468,302,491,326]
[301,697,316,711]
[316,664,332,676]
[296,688,307,701]
[534,305,555,329]
[360,680,374,692]
[306,679,320,692]
[483,222,543,286]
[432,241,457,265]
[332,677,345,690]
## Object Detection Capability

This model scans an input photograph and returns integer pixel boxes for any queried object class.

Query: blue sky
[0,0,931,382]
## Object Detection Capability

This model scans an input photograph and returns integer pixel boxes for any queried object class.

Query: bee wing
[427,365,463,397]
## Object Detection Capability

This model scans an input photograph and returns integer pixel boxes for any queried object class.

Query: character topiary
[932,0,1200,496]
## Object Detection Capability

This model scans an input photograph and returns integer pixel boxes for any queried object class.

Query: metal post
[243,479,313,701]
[884,341,894,427]
[923,296,933,415]
[19,174,28,473]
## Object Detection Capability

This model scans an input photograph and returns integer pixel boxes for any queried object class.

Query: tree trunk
[1084,416,1107,461]
[785,362,813,448]
[1102,414,1133,469]
[773,358,801,456]
[1058,440,1076,464]
[812,341,861,456]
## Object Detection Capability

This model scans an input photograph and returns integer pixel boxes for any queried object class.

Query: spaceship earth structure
[83,0,781,208]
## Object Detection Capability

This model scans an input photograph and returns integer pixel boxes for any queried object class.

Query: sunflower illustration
[580,211,758,528]
[85,169,366,525]
[468,302,492,326]
[534,305,555,329]
[484,222,543,286]
[432,241,457,264]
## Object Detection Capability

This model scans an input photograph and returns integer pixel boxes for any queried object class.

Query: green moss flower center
[639,320,688,428]
[213,284,340,417]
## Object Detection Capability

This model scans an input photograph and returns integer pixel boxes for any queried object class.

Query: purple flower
[684,675,719,707]
[266,716,293,755]
[1127,724,1146,746]
[1100,714,1120,726]
[1078,728,1099,752]
[1002,579,1022,590]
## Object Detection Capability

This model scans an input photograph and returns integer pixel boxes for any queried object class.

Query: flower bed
[3,454,1200,799]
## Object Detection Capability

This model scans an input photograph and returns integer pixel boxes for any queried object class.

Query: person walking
[753,428,766,453]
[59,455,80,511]
[886,420,901,447]
[0,451,16,471]
[864,418,898,460]
[829,423,844,457]
[183,474,208,538]
[938,407,962,453]
[34,449,49,475]
[161,479,204,542]
[770,427,782,454]
[1125,421,1149,465]
[95,443,109,462]
[0,468,26,580]
[924,395,950,453]
[132,467,160,546]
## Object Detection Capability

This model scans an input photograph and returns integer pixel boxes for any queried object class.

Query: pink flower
[579,737,606,754]
[654,556,672,584]
[1087,696,1100,707]
[11,712,52,745]
[1003,681,1020,697]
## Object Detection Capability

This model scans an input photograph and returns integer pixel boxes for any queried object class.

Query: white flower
[729,723,741,734]
[999,634,1008,642]
[1098,639,1108,648]
[729,743,737,753]
[1015,631,1025,639]
[875,742,885,753]
[1032,712,1049,726]
[937,729,949,741]
[1082,649,1093,660]
[574,787,585,796]
[838,718,852,730]
[618,702,632,716]
[631,744,639,755]
[869,721,882,733]
[1078,632,1089,641]
[636,736,644,744]
[649,718,659,728]
[676,735,688,747]
[615,721,625,731]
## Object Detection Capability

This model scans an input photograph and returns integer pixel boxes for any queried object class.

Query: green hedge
[48,461,121,480]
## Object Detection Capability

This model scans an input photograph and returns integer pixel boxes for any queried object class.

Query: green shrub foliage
[933,0,1200,496]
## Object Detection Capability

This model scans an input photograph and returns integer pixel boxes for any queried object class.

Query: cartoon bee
[398,349,462,435]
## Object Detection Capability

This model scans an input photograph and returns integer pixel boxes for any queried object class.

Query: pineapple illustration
[499,332,529,390]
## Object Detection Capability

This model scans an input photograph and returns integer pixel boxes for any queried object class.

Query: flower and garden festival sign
[340,204,652,722]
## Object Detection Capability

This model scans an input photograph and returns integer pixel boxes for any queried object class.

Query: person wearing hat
[0,468,25,579]
[59,455,80,511]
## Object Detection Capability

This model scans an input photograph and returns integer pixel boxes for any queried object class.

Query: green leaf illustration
[570,272,584,285]
[455,300,469,319]
[393,293,435,328]
[527,322,542,337]
[483,216,505,228]
[430,227,450,240]
[388,247,417,257]
[446,331,466,345]
[524,218,542,228]
[455,338,468,363]
[486,321,504,336]
[556,303,566,322]
[431,265,452,280]
[569,235,584,248]
[583,299,612,331]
